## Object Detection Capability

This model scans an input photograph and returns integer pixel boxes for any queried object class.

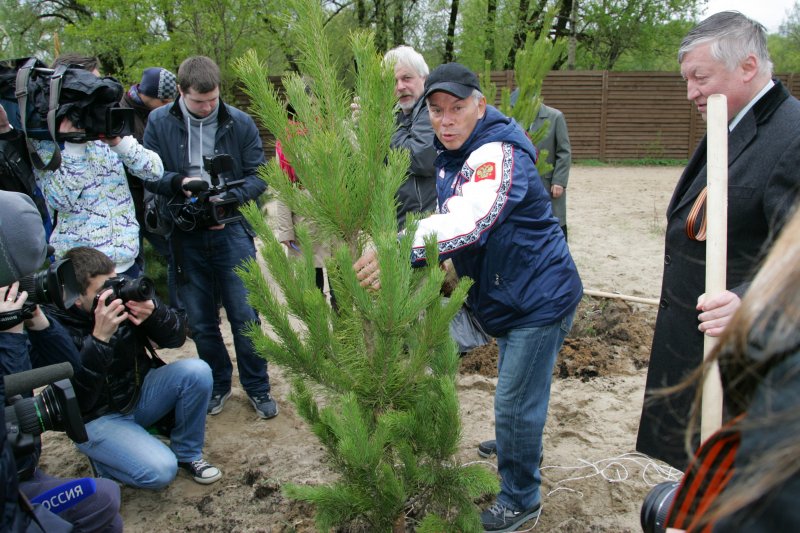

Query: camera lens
[6,387,61,437]
[16,259,80,309]
[117,277,156,302]
[641,481,680,533]
[4,380,88,444]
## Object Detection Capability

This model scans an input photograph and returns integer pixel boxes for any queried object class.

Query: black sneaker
[477,439,497,458]
[480,501,541,532]
[207,390,232,415]
[179,459,222,485]
[248,392,278,419]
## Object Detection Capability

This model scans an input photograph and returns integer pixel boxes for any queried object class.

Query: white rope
[540,452,682,497]
[460,451,681,530]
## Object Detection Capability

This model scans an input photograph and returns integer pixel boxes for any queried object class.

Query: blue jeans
[172,222,270,396]
[494,310,575,511]
[75,359,212,489]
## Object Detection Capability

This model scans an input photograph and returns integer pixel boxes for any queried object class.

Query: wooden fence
[489,70,800,161]
[235,71,800,162]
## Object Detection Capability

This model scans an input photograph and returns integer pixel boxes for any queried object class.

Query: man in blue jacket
[356,63,582,532]
[143,56,276,419]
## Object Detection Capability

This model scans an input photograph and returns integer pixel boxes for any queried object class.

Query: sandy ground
[39,165,686,532]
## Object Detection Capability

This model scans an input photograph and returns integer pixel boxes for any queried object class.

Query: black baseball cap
[423,62,482,100]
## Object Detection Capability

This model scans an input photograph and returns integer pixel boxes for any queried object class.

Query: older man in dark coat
[636,10,800,471]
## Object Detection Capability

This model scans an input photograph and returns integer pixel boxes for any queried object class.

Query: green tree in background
[478,9,565,176]
[612,19,694,71]
[234,0,497,530]
[9,0,798,80]
[575,0,699,69]
[772,1,800,72]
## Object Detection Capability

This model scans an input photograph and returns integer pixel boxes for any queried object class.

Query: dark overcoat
[636,80,800,470]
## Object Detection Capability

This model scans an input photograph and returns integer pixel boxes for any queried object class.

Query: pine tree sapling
[233,0,497,530]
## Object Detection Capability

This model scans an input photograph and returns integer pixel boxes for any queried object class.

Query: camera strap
[0,308,25,329]
[15,59,65,172]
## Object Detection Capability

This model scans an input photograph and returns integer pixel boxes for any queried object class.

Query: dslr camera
[93,275,155,309]
[170,154,244,231]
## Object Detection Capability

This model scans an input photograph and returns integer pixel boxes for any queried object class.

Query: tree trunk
[485,0,497,63]
[505,0,531,68]
[374,0,388,52]
[567,0,577,70]
[443,0,460,62]
[391,0,405,46]
[555,0,573,38]
[356,0,366,26]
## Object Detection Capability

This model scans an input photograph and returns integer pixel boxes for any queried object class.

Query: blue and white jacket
[33,137,163,269]
[410,105,582,336]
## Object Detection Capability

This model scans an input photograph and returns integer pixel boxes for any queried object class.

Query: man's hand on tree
[354,248,381,290]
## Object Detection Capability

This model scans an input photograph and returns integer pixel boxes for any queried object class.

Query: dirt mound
[460,297,656,380]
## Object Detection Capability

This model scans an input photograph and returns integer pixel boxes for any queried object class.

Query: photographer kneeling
[46,246,221,488]
[1,190,122,531]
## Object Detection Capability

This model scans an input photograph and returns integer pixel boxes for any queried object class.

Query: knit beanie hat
[139,67,178,100]
[0,191,48,286]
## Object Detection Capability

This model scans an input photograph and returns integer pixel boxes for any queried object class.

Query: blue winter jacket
[142,97,267,234]
[410,106,582,336]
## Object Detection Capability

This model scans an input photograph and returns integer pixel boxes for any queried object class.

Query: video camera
[4,364,88,469]
[0,57,134,154]
[170,154,245,231]
[93,275,155,309]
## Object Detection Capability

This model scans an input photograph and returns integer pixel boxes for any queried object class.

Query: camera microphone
[3,362,73,397]
[182,180,210,194]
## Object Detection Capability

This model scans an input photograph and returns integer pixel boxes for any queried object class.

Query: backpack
[142,186,173,237]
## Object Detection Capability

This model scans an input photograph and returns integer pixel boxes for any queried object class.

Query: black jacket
[391,97,437,228]
[637,81,800,470]
[47,300,186,422]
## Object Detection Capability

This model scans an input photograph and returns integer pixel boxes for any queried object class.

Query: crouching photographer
[45,246,221,489]
[0,190,122,532]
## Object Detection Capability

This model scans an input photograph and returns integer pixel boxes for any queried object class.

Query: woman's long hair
[684,204,800,526]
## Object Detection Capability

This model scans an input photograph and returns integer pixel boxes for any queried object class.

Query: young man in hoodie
[355,63,582,532]
[143,56,277,419]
